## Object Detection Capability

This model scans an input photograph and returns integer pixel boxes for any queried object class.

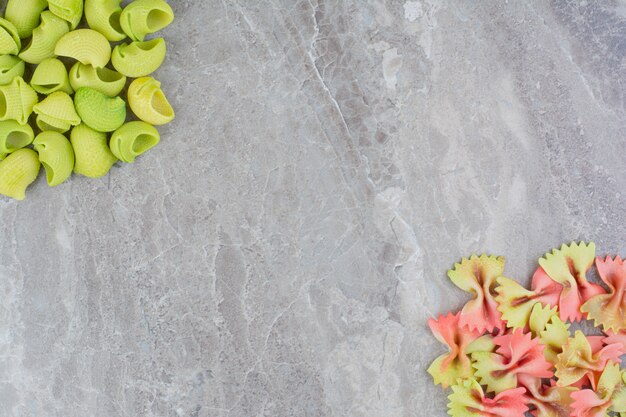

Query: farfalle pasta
[447,378,528,417]
[581,256,626,332]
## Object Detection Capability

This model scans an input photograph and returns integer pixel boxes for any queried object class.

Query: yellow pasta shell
[48,0,84,30]
[0,148,40,200]
[110,121,160,163]
[0,120,34,154]
[55,29,112,68]
[70,123,118,178]
[33,131,75,186]
[31,58,74,95]
[69,63,127,97]
[34,92,82,133]
[0,18,21,55]
[74,87,126,132]
[120,0,174,41]
[5,0,48,39]
[19,11,70,65]
[85,0,126,42]
[0,76,39,125]
[0,55,25,85]
[111,38,166,77]
[127,76,174,125]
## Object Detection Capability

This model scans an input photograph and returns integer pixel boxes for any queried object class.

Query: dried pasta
[0,18,21,55]
[109,121,160,163]
[0,76,38,125]
[55,29,111,68]
[0,55,25,85]
[120,0,174,41]
[48,0,84,29]
[127,76,174,125]
[31,58,74,95]
[0,120,34,154]
[4,0,47,39]
[33,131,75,186]
[111,38,166,77]
[69,62,126,97]
[74,87,126,132]
[70,123,118,177]
[19,11,70,64]
[85,0,126,41]
[33,92,82,133]
[0,148,40,200]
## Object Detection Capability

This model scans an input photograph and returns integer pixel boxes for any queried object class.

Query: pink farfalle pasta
[603,330,626,354]
[522,376,575,417]
[581,256,626,332]
[447,378,528,417]
[570,362,626,417]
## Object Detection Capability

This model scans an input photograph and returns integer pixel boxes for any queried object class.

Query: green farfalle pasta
[70,123,118,178]
[74,87,126,132]
[0,18,21,55]
[30,58,74,95]
[33,131,74,186]
[0,120,34,154]
[0,148,40,200]
[5,0,48,39]
[128,76,174,125]
[0,55,25,85]
[19,11,70,65]
[85,0,126,41]
[69,63,126,97]
[120,0,174,41]
[111,38,166,77]
[0,76,38,125]
[55,29,112,68]
[47,0,84,29]
[34,92,82,133]
[109,121,160,163]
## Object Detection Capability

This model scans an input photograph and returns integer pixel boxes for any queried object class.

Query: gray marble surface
[2,0,626,416]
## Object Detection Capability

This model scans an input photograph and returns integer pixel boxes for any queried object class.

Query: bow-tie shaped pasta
[0,121,34,155]
[120,0,174,41]
[0,18,21,55]
[0,148,40,200]
[570,362,626,417]
[528,303,571,364]
[70,124,118,178]
[32,131,75,186]
[69,63,126,97]
[19,11,70,65]
[4,0,48,38]
[522,377,575,417]
[447,378,528,417]
[74,87,126,132]
[112,38,167,77]
[85,0,126,41]
[581,256,626,332]
[34,92,82,133]
[55,29,112,68]
[31,58,74,95]
[110,121,160,163]
[48,0,84,29]
[128,76,175,125]
[0,76,38,125]
[0,55,25,85]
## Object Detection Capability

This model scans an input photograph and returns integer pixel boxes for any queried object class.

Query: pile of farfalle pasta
[0,0,175,200]
[428,242,626,417]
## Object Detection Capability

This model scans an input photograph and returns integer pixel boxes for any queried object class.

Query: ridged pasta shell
[31,58,74,95]
[110,121,160,163]
[55,29,112,68]
[85,0,126,42]
[0,18,21,55]
[34,92,81,133]
[70,123,118,178]
[0,120,34,154]
[48,0,84,30]
[0,55,25,85]
[127,77,174,125]
[111,38,166,77]
[74,87,126,132]
[0,148,40,200]
[120,0,174,41]
[32,131,75,186]
[5,0,47,39]
[19,11,70,65]
[69,63,126,97]
[0,76,39,125]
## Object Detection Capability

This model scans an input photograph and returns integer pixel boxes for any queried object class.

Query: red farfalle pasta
[581,256,626,332]
[522,376,575,417]
[603,330,626,354]
[570,362,626,417]
[447,378,529,417]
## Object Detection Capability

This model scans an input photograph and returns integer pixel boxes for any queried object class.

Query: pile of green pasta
[0,0,175,200]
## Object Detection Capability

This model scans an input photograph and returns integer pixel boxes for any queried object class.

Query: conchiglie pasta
[69,63,126,97]
[0,76,39,125]
[120,0,174,41]
[0,55,25,85]
[19,11,70,65]
[127,77,174,125]
[55,29,111,68]
[0,18,21,55]
[85,0,126,42]
[74,87,126,132]
[34,92,82,133]
[0,120,34,154]
[5,0,48,39]
[70,124,118,178]
[47,0,84,29]
[0,148,40,200]
[110,121,159,163]
[111,38,166,77]
[33,131,75,186]
[31,58,73,95]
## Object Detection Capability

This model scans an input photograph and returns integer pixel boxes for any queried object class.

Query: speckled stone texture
[1,1,626,416]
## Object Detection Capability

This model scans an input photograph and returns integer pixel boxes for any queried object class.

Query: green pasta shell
[70,123,118,178]
[19,11,70,65]
[31,58,73,95]
[120,0,174,41]
[5,0,48,39]
[127,77,174,125]
[111,38,166,77]
[85,0,126,42]
[33,131,74,186]
[55,29,112,68]
[0,120,34,154]
[0,148,40,200]
[0,18,21,55]
[48,0,84,30]
[69,63,126,97]
[0,76,39,125]
[33,92,82,133]
[74,87,126,132]
[0,55,25,85]
[109,121,160,163]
